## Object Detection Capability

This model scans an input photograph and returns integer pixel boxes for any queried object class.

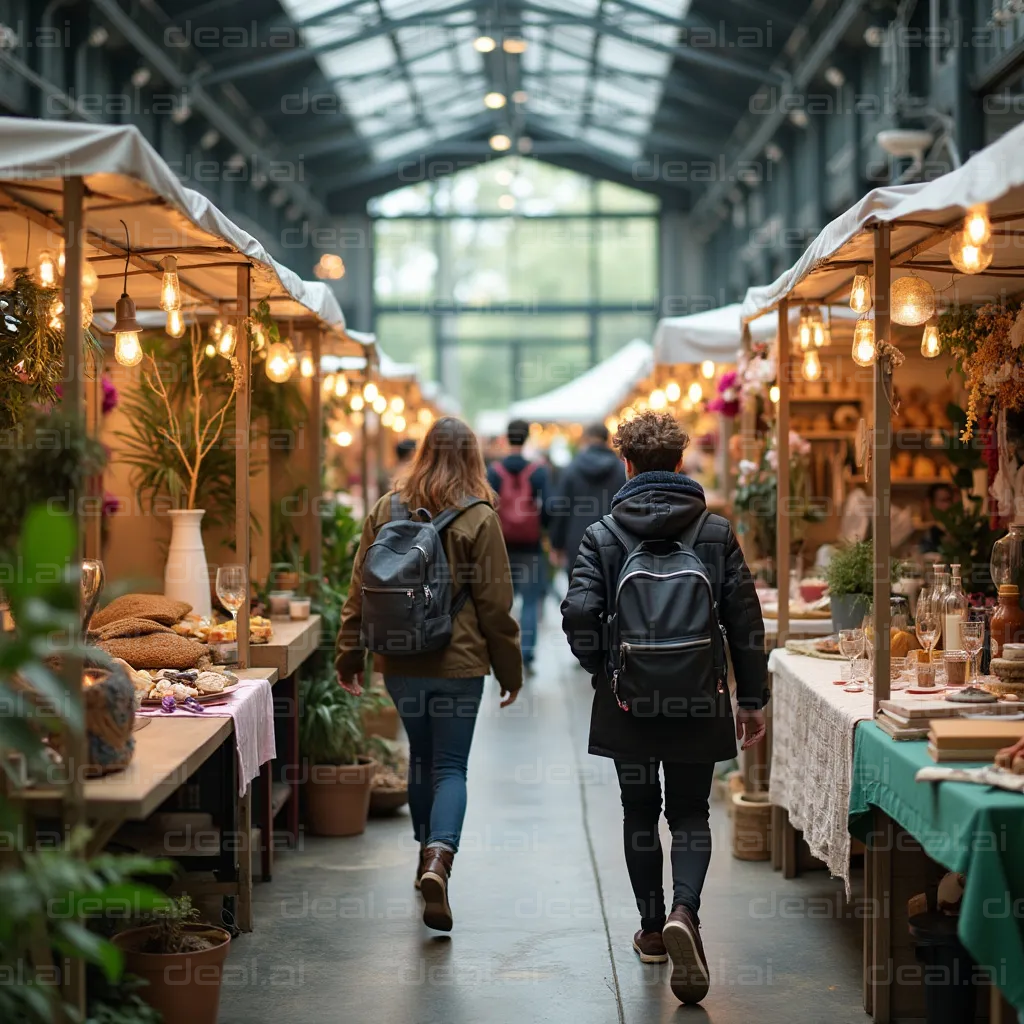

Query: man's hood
[576,444,623,482]
[610,471,706,539]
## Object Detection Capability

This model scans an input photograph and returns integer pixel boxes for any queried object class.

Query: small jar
[915,651,937,688]
[943,650,968,687]
[990,584,1024,659]
[289,597,311,621]
[268,590,293,616]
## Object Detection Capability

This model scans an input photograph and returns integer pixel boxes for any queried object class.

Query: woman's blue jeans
[384,675,484,852]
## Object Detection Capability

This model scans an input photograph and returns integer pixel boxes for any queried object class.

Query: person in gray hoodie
[549,422,627,569]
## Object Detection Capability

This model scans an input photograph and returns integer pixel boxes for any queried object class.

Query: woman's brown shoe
[414,845,429,890]
[419,846,455,931]
[662,906,710,1003]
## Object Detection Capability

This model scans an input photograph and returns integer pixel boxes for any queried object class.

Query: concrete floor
[220,609,866,1024]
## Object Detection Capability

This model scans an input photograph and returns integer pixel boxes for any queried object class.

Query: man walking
[488,418,549,674]
[560,410,768,1005]
[550,422,626,570]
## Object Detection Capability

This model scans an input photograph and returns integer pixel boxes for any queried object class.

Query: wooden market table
[249,614,322,879]
[18,667,277,932]
[851,722,1024,1023]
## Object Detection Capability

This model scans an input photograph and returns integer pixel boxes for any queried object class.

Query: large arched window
[371,157,659,419]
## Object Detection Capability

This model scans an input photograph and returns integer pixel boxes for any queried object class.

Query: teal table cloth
[849,721,1024,1014]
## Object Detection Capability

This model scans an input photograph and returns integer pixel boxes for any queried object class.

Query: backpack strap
[684,509,711,549]
[431,497,488,534]
[389,493,411,521]
[599,513,641,557]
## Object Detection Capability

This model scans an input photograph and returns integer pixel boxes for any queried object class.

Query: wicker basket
[369,787,409,816]
[732,791,772,861]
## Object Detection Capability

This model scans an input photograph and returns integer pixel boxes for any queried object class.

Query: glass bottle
[930,564,949,648]
[991,522,1024,593]
[990,585,1024,659]
[942,563,968,652]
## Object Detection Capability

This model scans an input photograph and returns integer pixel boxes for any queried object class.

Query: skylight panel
[374,128,434,163]
[582,125,641,159]
[320,35,396,77]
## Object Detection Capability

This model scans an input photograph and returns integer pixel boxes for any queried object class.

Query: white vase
[165,509,212,618]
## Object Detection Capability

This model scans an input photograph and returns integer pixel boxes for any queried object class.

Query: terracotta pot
[305,757,375,836]
[113,923,230,1024]
[362,702,400,740]
[369,786,409,816]
[275,570,301,592]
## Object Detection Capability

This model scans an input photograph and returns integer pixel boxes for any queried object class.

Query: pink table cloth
[138,676,276,795]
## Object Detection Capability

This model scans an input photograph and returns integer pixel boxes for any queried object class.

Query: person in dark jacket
[549,422,626,570]
[487,418,550,672]
[560,409,768,1005]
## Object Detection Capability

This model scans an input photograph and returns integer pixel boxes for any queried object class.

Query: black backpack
[600,510,728,713]
[359,495,486,656]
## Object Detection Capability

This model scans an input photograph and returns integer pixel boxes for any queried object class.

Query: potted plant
[299,673,382,836]
[824,541,878,630]
[361,670,401,740]
[370,748,409,817]
[113,894,231,1024]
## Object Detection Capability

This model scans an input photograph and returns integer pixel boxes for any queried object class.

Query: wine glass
[215,565,247,625]
[861,614,875,657]
[845,655,871,693]
[839,628,865,687]
[961,620,985,685]
[914,599,941,687]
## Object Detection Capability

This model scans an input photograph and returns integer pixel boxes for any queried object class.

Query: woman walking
[336,417,522,932]
[561,410,768,1004]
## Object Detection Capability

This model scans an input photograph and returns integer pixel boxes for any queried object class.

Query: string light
[949,230,994,274]
[849,265,871,313]
[159,255,181,311]
[489,134,512,151]
[300,352,314,378]
[700,361,715,379]
[334,374,349,398]
[265,342,293,383]
[890,275,936,326]
[323,373,336,395]
[111,220,143,367]
[813,319,828,347]
[769,385,781,403]
[393,414,406,432]
[502,37,527,53]
[372,394,388,414]
[801,348,822,382]
[921,318,941,358]
[0,233,7,285]
[335,430,353,447]
[210,318,224,342]
[417,407,433,426]
[964,203,991,246]
[37,249,59,288]
[687,381,703,403]
[484,92,507,109]
[363,381,379,402]
[81,259,99,297]
[473,35,496,52]
[390,395,405,413]
[649,388,667,410]
[217,323,237,357]
[205,343,216,358]
[49,298,63,330]
[798,310,813,351]
[665,381,682,401]
[851,317,876,367]
[166,308,186,338]
[381,409,395,428]
[350,393,365,412]
[286,347,298,372]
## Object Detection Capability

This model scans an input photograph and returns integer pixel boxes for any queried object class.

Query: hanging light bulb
[265,341,293,383]
[812,319,828,348]
[665,380,682,402]
[394,414,406,432]
[159,255,181,311]
[605,416,618,435]
[205,342,216,358]
[390,395,405,413]
[851,317,876,367]
[769,384,781,403]
[351,410,364,428]
[372,394,388,414]
[0,234,7,285]
[334,374,349,398]
[687,381,703,403]
[350,393,365,412]
[891,274,936,326]
[112,221,143,366]
[798,310,813,351]
[802,348,822,382]
[649,388,667,410]
[323,373,336,395]
[949,230,994,274]
[81,259,99,297]
[381,409,395,428]
[336,430,353,447]
[849,265,872,313]
[700,361,715,380]
[49,297,64,330]
[166,308,186,338]
[363,381,379,402]
[81,294,93,329]
[921,317,941,358]
[217,323,237,357]
[418,407,433,426]
[964,203,991,246]
[300,352,314,378]
[210,318,224,342]
[286,347,298,371]
[37,249,59,288]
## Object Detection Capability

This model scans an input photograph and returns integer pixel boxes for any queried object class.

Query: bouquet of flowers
[737,342,775,405]
[708,369,740,418]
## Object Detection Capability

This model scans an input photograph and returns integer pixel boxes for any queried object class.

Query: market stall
[739,120,1024,1021]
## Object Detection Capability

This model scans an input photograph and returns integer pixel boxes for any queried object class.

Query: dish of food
[815,636,840,655]
[206,616,272,645]
[139,667,238,704]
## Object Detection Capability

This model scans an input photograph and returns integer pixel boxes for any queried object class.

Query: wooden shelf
[249,615,321,678]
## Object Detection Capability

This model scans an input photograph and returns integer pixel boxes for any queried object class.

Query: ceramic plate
[141,671,238,705]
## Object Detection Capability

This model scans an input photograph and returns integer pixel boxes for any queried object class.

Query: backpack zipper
[621,637,711,652]
[363,585,415,599]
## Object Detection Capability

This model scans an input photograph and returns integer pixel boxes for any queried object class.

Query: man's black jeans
[614,759,716,934]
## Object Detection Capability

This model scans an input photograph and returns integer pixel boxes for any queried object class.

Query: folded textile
[90,594,191,630]
[915,764,1024,793]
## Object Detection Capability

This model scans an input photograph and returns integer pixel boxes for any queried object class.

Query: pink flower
[102,375,119,414]
[766,449,779,471]
[102,492,122,518]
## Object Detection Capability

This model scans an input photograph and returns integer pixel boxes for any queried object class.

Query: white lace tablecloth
[767,648,873,895]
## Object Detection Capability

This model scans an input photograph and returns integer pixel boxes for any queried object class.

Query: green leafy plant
[935,497,1001,598]
[824,540,898,597]
[938,402,987,490]
[299,673,386,766]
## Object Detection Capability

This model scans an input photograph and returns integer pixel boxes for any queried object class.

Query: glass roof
[278,0,690,165]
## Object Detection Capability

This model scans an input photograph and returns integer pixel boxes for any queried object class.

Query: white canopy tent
[508,338,653,425]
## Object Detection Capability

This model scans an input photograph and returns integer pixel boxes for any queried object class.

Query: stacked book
[876,697,1024,743]
[928,718,1024,762]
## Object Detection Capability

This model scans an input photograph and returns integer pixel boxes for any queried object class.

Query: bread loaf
[90,594,191,630]
[97,632,208,670]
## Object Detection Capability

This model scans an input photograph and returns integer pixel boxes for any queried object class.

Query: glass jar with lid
[991,522,1024,594]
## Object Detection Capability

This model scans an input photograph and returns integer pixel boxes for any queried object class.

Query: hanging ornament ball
[890,275,936,326]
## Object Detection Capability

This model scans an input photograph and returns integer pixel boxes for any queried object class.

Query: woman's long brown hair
[397,416,497,515]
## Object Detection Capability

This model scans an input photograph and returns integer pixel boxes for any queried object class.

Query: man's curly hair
[613,410,690,474]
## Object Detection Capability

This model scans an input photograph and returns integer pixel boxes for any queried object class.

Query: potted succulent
[299,673,382,836]
[824,541,879,630]
[113,894,231,1024]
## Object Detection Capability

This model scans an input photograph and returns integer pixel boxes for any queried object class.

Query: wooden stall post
[776,298,791,645]
[308,329,323,579]
[236,266,251,668]
[873,226,892,708]
[61,174,87,1014]
[84,369,103,560]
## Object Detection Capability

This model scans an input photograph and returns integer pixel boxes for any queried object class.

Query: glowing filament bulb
[115,331,142,367]
[265,342,292,383]
[300,353,314,378]
[964,204,991,246]
[687,381,703,403]
[649,388,667,410]
[813,321,827,347]
[167,308,186,338]
[336,431,353,447]
[363,381,379,402]
[160,255,181,311]
[700,361,715,379]
[851,318,876,367]
[802,349,822,381]
[323,373,336,395]
[217,323,237,357]
[921,318,941,358]
[49,298,64,330]
[666,381,682,401]
[393,414,406,432]
[350,393,365,412]
[372,394,388,414]
[849,265,871,313]
[210,318,224,342]
[205,343,216,358]
[798,318,812,351]
[37,249,59,288]
[769,385,780,403]
[390,395,405,413]
[334,374,349,398]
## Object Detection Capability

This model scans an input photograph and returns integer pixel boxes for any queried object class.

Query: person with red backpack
[487,418,550,674]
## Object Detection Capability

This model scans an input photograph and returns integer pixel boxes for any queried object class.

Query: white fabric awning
[0,118,347,334]
[741,120,1024,321]
[508,339,653,425]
